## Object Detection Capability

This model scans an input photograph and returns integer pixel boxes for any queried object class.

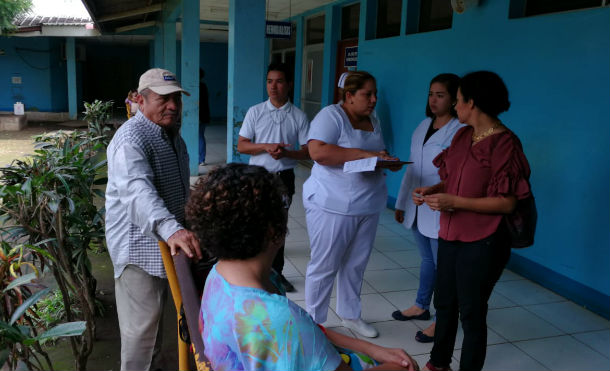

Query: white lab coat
[395,117,464,238]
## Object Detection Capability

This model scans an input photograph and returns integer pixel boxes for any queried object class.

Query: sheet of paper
[343,157,378,173]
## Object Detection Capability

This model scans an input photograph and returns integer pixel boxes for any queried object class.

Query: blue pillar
[293,16,304,109]
[181,0,200,175]
[321,5,340,106]
[154,25,164,67]
[66,37,77,120]
[263,40,270,100]
[400,0,409,35]
[163,21,177,73]
[227,0,266,163]
[359,0,376,42]
[148,40,155,68]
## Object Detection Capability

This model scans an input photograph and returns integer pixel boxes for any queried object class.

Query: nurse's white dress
[303,104,387,323]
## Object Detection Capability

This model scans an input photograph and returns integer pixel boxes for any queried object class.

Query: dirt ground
[0,122,71,166]
[0,123,179,370]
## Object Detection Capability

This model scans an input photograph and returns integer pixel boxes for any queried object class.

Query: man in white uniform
[237,62,310,292]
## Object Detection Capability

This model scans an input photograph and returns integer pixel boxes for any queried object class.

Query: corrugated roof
[14,14,92,27]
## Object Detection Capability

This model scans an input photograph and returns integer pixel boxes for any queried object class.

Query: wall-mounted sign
[11,76,22,84]
[344,46,358,67]
[266,21,291,39]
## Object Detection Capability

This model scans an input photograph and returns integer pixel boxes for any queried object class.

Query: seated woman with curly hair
[186,163,418,371]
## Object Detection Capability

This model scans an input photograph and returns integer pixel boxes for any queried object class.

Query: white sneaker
[342,318,379,338]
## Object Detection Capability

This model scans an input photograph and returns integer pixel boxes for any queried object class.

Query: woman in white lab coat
[303,71,402,339]
[392,74,463,343]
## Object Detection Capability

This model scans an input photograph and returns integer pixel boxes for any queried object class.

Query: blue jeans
[413,226,438,310]
[198,123,207,163]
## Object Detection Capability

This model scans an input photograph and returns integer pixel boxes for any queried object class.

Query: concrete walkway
[199,122,610,371]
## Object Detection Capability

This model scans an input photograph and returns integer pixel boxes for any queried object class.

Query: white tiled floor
[197,123,610,371]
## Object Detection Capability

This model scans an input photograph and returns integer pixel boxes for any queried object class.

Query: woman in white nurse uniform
[303,71,403,338]
[392,74,463,343]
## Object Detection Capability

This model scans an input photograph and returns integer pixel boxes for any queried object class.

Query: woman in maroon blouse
[416,71,531,371]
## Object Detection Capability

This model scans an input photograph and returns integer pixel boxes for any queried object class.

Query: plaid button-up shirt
[105,111,190,278]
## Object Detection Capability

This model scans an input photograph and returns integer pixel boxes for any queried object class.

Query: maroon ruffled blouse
[433,126,531,242]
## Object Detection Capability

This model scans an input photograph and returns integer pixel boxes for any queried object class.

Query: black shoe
[415,330,434,343]
[279,275,296,292]
[391,309,430,321]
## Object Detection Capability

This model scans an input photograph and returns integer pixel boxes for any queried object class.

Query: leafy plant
[34,289,81,330]
[34,289,105,331]
[82,100,114,147]
[1,288,86,371]
[0,129,107,371]
[0,0,32,35]
[0,241,85,371]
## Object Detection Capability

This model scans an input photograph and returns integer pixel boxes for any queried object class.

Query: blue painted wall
[0,37,67,112]
[175,41,228,120]
[199,42,228,120]
[355,3,609,298]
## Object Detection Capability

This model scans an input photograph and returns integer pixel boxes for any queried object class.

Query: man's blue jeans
[412,226,438,310]
[198,122,207,164]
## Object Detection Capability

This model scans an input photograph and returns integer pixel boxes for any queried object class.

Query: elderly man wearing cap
[105,68,203,371]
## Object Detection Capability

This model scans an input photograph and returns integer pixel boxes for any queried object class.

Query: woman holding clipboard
[303,71,404,339]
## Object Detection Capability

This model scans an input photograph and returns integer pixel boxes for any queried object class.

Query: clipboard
[377,160,412,167]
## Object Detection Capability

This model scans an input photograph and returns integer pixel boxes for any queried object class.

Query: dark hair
[459,71,510,118]
[267,62,293,83]
[342,71,376,101]
[425,73,460,118]
[185,163,288,260]
[199,68,205,79]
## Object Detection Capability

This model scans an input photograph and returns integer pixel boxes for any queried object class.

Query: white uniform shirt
[395,117,464,238]
[303,104,387,216]
[239,99,309,172]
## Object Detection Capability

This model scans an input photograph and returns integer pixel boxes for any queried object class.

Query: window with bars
[405,0,453,35]
[342,3,360,40]
[376,0,402,39]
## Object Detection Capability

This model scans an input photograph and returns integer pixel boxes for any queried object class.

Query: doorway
[333,3,360,103]
[333,38,358,103]
[300,14,325,121]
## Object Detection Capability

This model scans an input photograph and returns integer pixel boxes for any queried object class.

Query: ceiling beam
[115,21,158,33]
[98,4,163,23]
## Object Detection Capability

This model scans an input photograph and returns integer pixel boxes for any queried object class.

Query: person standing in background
[422,71,532,371]
[125,89,139,119]
[304,71,404,338]
[237,62,310,293]
[199,68,211,166]
[392,74,463,345]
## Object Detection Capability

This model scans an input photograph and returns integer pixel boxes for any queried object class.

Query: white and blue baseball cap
[138,68,190,96]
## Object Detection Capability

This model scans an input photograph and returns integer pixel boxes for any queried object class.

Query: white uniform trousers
[115,264,168,371]
[304,200,380,323]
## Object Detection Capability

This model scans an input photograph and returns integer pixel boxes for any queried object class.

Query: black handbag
[504,192,537,248]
